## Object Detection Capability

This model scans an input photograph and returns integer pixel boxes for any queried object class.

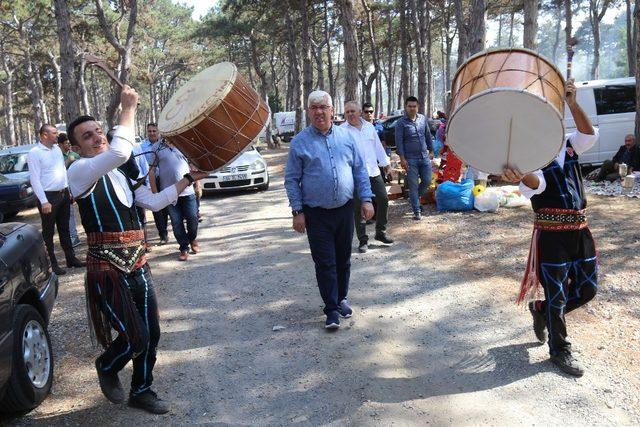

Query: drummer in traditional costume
[502,79,599,377]
[66,86,208,413]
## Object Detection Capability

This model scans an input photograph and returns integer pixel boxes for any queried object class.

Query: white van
[565,77,635,165]
[274,111,305,142]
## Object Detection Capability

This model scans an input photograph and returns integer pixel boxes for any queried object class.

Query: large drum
[158,62,270,171]
[447,48,566,175]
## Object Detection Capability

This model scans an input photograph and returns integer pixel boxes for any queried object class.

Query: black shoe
[338,299,353,318]
[413,212,422,221]
[325,310,340,329]
[365,219,374,225]
[128,390,170,414]
[52,265,66,276]
[66,257,86,268]
[95,359,125,404]
[528,301,547,344]
[550,351,584,377]
[374,233,394,244]
[159,237,168,245]
[358,242,368,253]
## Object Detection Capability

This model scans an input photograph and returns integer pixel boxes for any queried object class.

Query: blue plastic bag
[435,179,474,212]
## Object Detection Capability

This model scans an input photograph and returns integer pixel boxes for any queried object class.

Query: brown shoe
[190,240,200,254]
[178,251,188,261]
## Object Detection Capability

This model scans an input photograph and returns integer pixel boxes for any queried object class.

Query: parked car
[565,76,636,166]
[200,146,269,193]
[0,145,35,181]
[0,223,58,413]
[0,174,36,222]
[380,115,439,150]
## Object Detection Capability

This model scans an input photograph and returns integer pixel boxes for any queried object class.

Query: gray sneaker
[358,242,368,253]
[413,212,422,221]
[325,310,340,329]
[338,299,353,318]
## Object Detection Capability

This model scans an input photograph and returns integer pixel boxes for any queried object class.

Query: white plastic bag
[474,190,501,212]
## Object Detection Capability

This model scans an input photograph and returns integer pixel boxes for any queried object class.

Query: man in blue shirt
[141,123,169,244]
[285,90,374,330]
[395,96,434,220]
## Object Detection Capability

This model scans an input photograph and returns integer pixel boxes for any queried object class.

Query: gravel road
[3,147,639,425]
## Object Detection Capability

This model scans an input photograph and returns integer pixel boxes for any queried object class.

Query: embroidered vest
[531,141,587,211]
[76,172,142,233]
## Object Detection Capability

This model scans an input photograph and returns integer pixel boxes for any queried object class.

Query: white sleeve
[567,128,599,155]
[27,150,48,204]
[133,181,178,211]
[519,169,547,199]
[374,133,390,167]
[68,125,135,197]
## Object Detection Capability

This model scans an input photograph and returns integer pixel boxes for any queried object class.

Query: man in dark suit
[595,134,640,181]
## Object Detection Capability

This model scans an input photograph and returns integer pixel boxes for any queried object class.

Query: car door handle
[17,234,24,241]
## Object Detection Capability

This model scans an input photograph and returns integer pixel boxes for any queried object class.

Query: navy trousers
[304,200,354,314]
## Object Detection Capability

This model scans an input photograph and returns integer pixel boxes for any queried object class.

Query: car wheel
[0,305,54,413]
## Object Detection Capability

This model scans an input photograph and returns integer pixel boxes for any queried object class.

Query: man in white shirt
[341,101,394,253]
[141,123,169,245]
[28,124,84,275]
[67,85,207,414]
[502,79,598,378]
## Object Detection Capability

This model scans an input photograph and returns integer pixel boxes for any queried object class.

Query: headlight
[250,159,266,172]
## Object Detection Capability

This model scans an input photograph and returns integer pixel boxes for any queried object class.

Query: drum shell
[447,48,567,175]
[162,72,269,172]
[450,48,565,117]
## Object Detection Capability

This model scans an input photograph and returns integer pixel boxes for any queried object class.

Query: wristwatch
[292,209,303,216]
[183,173,195,184]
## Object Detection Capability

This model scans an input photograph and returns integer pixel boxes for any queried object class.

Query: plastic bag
[502,192,529,208]
[474,190,501,212]
[435,179,474,212]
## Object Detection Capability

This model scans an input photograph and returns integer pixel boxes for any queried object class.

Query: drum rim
[449,47,566,115]
[158,62,238,136]
[446,87,566,174]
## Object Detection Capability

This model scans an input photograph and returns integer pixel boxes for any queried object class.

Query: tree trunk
[627,0,636,75]
[78,53,91,114]
[301,0,314,116]
[48,52,63,124]
[565,0,572,53]
[89,67,102,121]
[23,49,45,131]
[386,9,395,115]
[468,0,486,55]
[53,0,81,124]
[285,12,303,132]
[454,0,469,67]
[400,0,410,104]
[361,0,380,108]
[324,0,336,102]
[33,63,49,124]
[589,0,612,80]
[523,0,539,50]
[408,0,427,114]
[338,0,359,103]
[552,1,562,64]
[497,14,503,46]
[635,1,640,139]
[509,10,515,46]
[0,49,17,146]
[250,31,274,148]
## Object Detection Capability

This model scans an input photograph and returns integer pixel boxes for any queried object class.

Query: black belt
[45,188,68,194]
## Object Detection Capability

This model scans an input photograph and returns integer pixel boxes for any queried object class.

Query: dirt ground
[3,148,639,425]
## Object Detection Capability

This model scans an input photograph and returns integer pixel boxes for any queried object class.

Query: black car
[0,174,37,223]
[0,223,58,413]
[380,115,440,150]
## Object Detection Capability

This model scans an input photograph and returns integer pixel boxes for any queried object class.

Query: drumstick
[85,53,124,88]
[566,37,578,82]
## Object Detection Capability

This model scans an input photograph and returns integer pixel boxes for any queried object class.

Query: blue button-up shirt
[285,125,373,211]
[395,113,433,159]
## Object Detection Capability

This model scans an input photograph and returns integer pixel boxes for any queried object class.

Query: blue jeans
[406,156,432,213]
[167,194,199,252]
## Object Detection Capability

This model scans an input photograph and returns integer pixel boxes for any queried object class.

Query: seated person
[595,134,640,181]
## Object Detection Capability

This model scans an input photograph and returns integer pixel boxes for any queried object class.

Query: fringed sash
[517,208,588,304]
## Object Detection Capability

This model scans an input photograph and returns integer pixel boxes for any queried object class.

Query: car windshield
[0,153,28,174]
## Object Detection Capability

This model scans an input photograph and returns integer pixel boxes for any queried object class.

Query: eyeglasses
[310,105,331,112]
[363,110,374,114]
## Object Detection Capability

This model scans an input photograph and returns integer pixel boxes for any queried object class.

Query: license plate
[222,174,247,181]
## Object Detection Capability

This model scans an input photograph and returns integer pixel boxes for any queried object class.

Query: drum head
[446,89,564,175]
[158,62,237,135]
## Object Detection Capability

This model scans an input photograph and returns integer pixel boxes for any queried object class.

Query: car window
[594,85,636,115]
[0,153,28,174]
